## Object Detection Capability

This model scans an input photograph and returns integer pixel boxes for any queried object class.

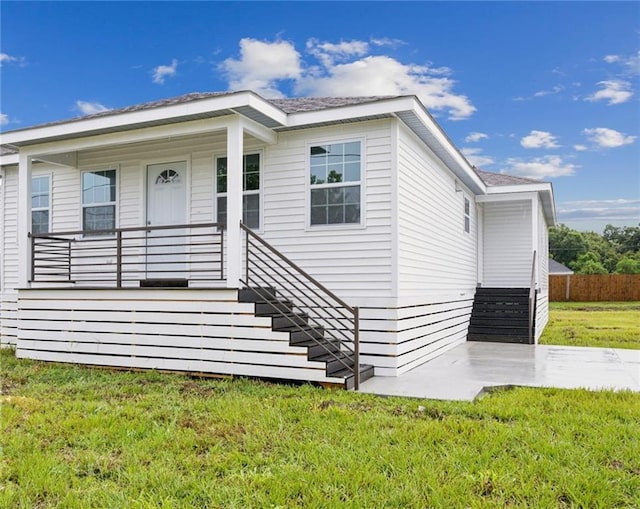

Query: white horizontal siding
[1,166,18,345]
[16,288,345,384]
[397,122,478,296]
[483,200,533,287]
[260,120,394,300]
[535,196,550,341]
[2,168,18,292]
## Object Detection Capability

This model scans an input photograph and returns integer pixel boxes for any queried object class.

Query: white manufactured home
[0,91,555,389]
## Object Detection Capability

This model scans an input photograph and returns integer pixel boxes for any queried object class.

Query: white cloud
[583,127,636,148]
[586,80,633,105]
[514,84,564,101]
[295,54,475,120]
[465,132,488,143]
[562,198,639,207]
[0,113,9,126]
[370,37,405,49]
[152,59,178,84]
[504,155,577,178]
[0,53,17,64]
[520,130,560,149]
[75,101,110,115]
[461,147,494,168]
[220,39,301,98]
[603,50,640,75]
[0,52,25,66]
[560,207,640,220]
[573,144,588,152]
[533,85,564,97]
[220,37,475,120]
[558,198,640,230]
[306,38,369,67]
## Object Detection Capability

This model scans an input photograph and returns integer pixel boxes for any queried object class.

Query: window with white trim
[309,141,361,226]
[216,153,261,229]
[32,175,51,234]
[82,169,117,233]
[464,196,471,233]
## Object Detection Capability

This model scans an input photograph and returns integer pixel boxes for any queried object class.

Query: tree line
[549,224,640,274]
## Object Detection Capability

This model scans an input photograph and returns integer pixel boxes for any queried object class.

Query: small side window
[464,197,471,234]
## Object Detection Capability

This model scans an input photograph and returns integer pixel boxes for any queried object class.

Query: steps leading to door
[239,287,374,389]
[468,287,534,344]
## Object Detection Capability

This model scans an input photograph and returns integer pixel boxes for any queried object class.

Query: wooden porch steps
[467,287,534,344]
[239,287,374,389]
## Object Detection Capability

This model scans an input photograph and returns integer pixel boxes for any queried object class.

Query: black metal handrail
[30,222,225,287]
[240,223,360,389]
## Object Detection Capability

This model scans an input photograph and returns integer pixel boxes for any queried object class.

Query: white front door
[146,161,187,279]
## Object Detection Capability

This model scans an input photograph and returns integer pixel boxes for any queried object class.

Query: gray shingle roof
[4,92,399,133]
[549,258,574,275]
[268,96,396,113]
[474,168,544,186]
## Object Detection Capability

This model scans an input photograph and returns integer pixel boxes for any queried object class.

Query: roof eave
[285,95,485,194]
[485,182,557,226]
[1,90,288,148]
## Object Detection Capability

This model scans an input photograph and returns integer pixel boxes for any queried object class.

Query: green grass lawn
[540,301,640,350]
[2,348,639,508]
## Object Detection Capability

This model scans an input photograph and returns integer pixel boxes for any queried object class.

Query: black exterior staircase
[468,287,535,344]
[239,286,374,389]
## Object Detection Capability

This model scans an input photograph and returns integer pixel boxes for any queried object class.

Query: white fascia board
[286,96,417,127]
[480,184,557,226]
[0,153,19,166]
[18,116,239,157]
[485,183,551,195]
[476,191,538,204]
[1,91,285,147]
[551,270,573,276]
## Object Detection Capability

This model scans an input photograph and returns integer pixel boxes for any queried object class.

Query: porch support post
[18,153,33,288]
[226,117,243,288]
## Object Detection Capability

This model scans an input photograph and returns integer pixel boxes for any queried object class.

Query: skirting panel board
[16,288,343,384]
[359,295,474,376]
[1,293,18,346]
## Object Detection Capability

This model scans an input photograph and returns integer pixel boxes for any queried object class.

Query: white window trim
[31,173,52,234]
[214,150,264,233]
[80,166,119,235]
[305,136,366,231]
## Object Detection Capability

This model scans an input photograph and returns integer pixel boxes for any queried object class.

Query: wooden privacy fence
[550,274,640,301]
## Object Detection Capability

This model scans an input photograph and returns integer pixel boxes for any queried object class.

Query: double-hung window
[32,175,51,234]
[82,169,117,233]
[216,153,261,229]
[309,141,361,226]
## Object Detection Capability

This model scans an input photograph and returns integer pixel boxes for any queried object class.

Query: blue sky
[1,1,638,232]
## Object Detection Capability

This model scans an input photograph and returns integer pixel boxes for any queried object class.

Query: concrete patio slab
[359,342,640,401]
